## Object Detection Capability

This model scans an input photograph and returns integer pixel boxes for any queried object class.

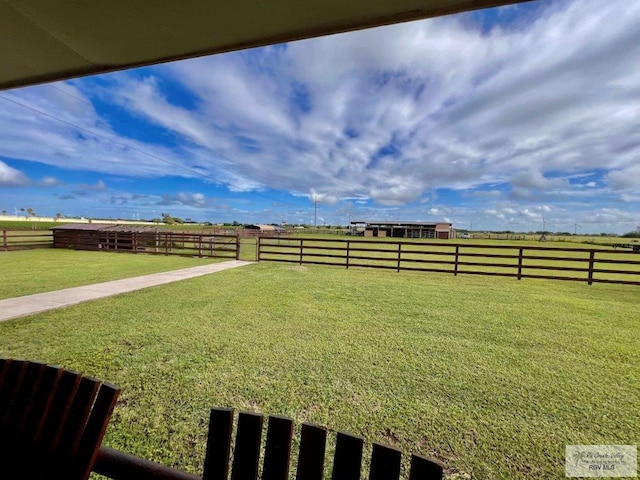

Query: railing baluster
[331,432,363,480]
[230,412,264,480]
[408,454,444,480]
[296,424,327,480]
[262,415,294,480]
[370,443,402,480]
[203,408,234,480]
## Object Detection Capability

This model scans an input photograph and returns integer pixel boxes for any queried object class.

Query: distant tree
[26,207,35,220]
[1,210,6,216]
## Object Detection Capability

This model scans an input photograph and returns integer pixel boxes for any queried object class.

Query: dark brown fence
[258,237,640,286]
[53,231,240,259]
[1,229,53,250]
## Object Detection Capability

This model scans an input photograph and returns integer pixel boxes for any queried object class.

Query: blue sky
[0,0,638,233]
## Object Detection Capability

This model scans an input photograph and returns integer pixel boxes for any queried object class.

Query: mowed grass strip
[0,262,638,479]
[0,249,221,299]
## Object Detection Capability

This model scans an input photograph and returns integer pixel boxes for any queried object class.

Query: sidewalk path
[0,260,253,323]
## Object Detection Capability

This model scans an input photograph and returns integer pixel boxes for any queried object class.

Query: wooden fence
[55,231,241,259]
[1,229,53,250]
[1,230,240,259]
[257,237,640,286]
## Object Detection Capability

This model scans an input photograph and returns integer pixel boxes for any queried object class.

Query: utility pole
[542,215,546,232]
[313,197,318,228]
[574,220,578,235]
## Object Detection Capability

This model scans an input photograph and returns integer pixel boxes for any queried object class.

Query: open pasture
[0,249,220,300]
[0,256,637,479]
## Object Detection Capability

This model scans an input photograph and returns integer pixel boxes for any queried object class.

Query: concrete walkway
[0,260,253,323]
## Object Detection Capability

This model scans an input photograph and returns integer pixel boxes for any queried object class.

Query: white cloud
[0,161,29,187]
[38,176,63,187]
[606,165,640,191]
[157,192,213,208]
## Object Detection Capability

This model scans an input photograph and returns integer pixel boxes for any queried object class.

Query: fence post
[299,239,304,265]
[236,235,240,260]
[587,251,595,285]
[2,230,6,251]
[454,246,459,276]
[198,234,203,258]
[257,236,261,262]
[133,232,138,253]
[346,240,350,269]
[165,233,169,255]
[517,248,523,280]
[397,243,402,272]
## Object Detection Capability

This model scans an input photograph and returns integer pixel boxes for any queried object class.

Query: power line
[0,93,215,181]
[0,90,298,212]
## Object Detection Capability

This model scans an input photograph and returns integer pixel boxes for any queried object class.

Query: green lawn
[0,258,637,479]
[0,249,220,299]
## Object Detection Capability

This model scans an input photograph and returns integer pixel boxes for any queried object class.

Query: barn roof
[1,0,530,91]
[51,223,169,233]
[246,224,282,231]
[354,221,452,227]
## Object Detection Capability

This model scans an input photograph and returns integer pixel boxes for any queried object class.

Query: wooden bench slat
[17,365,63,479]
[75,381,121,480]
[16,363,51,438]
[0,358,13,396]
[262,415,294,480]
[4,361,45,439]
[0,358,9,383]
[295,423,327,480]
[203,407,234,480]
[34,370,82,467]
[370,442,402,480]
[408,454,444,480]
[27,366,64,444]
[0,360,120,480]
[0,359,28,431]
[58,376,101,460]
[331,431,364,480]
[231,411,264,480]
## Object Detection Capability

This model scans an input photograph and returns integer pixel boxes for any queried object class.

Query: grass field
[0,249,220,299]
[0,253,638,479]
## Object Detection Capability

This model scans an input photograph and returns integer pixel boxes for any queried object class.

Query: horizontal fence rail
[257,237,640,286]
[1,229,53,250]
[52,231,240,259]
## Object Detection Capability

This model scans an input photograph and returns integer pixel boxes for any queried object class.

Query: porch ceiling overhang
[1,0,531,91]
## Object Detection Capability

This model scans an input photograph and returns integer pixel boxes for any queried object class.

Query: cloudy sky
[0,0,638,233]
